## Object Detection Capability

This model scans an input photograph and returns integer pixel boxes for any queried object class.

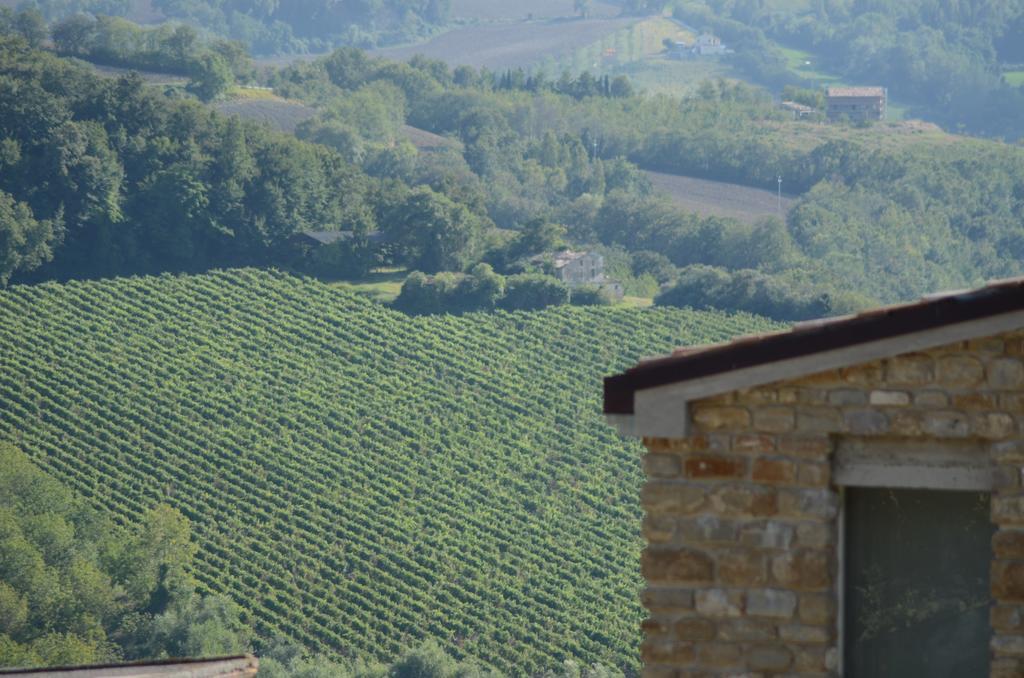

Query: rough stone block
[993,560,1024,602]
[640,666,677,678]
[953,392,999,410]
[731,434,777,454]
[796,522,833,549]
[643,515,677,543]
[692,406,751,431]
[780,624,830,643]
[771,550,831,591]
[778,488,839,520]
[870,390,911,406]
[717,549,767,587]
[994,497,1024,526]
[795,407,843,433]
[995,531,1024,560]
[914,390,949,408]
[642,482,706,515]
[643,587,694,612]
[709,484,777,517]
[646,436,709,454]
[645,454,682,478]
[973,412,1017,440]
[993,465,1022,491]
[887,410,924,436]
[839,361,883,384]
[844,408,890,435]
[675,618,717,641]
[797,462,830,487]
[992,635,1024,656]
[992,605,1024,634]
[990,358,1024,390]
[641,638,696,666]
[676,516,738,545]
[643,548,714,585]
[827,389,866,406]
[992,440,1024,464]
[799,593,835,626]
[753,407,796,433]
[746,645,793,672]
[752,458,797,484]
[1002,394,1024,414]
[716,618,777,642]
[776,435,831,459]
[921,411,970,438]
[739,521,795,550]
[886,354,934,385]
[993,656,1024,678]
[746,588,797,619]
[937,355,985,387]
[696,642,742,668]
[792,644,829,672]
[684,456,747,480]
[695,589,743,618]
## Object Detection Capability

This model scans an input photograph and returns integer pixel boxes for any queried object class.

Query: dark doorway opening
[844,487,994,677]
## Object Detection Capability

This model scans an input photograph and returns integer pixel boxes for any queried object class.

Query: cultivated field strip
[0,270,777,674]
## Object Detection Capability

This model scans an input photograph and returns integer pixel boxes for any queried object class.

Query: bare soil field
[401,124,463,151]
[644,170,797,224]
[214,96,318,133]
[372,16,637,70]
[449,0,619,21]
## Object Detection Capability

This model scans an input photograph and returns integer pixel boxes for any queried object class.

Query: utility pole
[777,175,782,215]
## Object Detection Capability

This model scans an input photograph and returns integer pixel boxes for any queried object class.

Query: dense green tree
[384,187,485,274]
[0,191,58,285]
[498,274,569,311]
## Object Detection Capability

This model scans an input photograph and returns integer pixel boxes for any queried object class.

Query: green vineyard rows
[0,270,778,674]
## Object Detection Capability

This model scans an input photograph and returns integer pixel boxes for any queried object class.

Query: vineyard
[0,270,778,673]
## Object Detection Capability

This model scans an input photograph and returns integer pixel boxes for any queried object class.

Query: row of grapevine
[0,269,778,674]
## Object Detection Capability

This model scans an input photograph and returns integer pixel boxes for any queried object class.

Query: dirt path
[644,170,798,224]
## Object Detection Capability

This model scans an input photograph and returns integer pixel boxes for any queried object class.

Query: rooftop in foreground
[604,276,1024,419]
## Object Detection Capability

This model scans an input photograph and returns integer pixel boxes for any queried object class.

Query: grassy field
[449,0,619,20]
[372,16,638,70]
[1005,70,1024,87]
[0,269,778,674]
[644,170,797,223]
[614,56,734,96]
[213,90,318,133]
[331,267,408,303]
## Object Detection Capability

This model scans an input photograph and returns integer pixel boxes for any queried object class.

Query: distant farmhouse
[667,33,732,59]
[547,250,624,299]
[826,86,887,121]
[779,100,816,120]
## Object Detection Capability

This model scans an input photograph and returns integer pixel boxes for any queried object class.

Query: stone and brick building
[826,87,887,122]
[604,278,1024,676]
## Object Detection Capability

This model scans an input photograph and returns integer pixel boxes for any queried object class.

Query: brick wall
[639,331,1024,676]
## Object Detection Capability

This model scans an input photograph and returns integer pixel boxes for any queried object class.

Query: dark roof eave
[604,279,1024,415]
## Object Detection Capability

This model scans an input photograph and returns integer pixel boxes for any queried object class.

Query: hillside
[0,270,780,674]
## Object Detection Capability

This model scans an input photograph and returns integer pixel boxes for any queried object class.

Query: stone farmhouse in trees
[548,250,623,299]
[826,86,887,122]
[667,34,731,60]
[604,277,1024,676]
